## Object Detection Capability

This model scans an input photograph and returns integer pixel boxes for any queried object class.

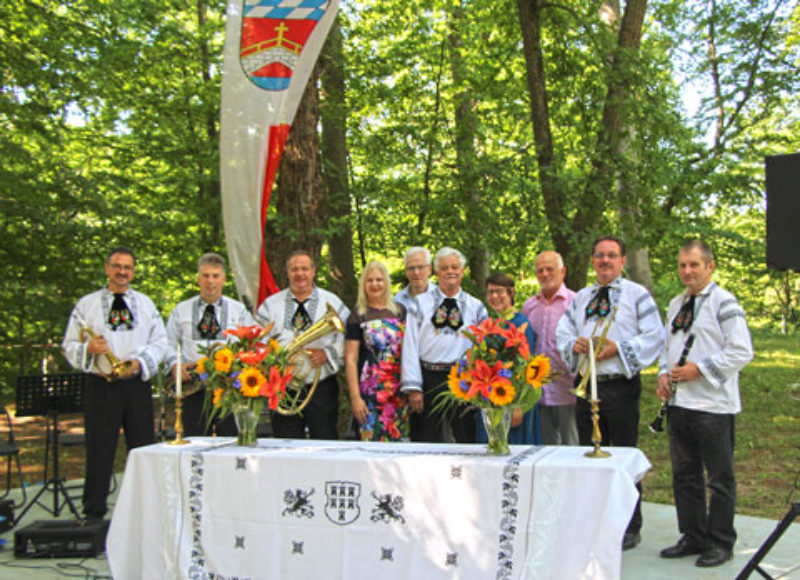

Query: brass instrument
[79,326,133,381]
[164,373,205,399]
[571,306,618,399]
[276,303,345,416]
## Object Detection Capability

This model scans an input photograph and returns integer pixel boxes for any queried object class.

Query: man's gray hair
[198,252,226,270]
[403,247,431,267]
[433,247,466,270]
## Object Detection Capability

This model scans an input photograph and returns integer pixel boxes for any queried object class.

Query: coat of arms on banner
[325,481,361,525]
[240,0,332,91]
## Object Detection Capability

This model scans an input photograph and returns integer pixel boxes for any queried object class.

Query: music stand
[14,373,85,524]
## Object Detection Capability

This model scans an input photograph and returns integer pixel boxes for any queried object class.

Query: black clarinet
[650,334,695,434]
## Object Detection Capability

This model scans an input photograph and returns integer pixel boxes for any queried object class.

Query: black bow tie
[432,297,462,331]
[671,295,696,333]
[197,303,220,339]
[108,293,134,330]
[585,286,611,319]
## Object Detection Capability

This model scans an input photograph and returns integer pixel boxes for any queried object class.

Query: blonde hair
[356,261,400,316]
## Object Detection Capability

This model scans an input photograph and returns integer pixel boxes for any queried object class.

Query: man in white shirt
[401,247,488,442]
[256,250,350,439]
[657,240,753,568]
[394,247,433,310]
[556,235,664,550]
[62,246,167,520]
[165,252,255,436]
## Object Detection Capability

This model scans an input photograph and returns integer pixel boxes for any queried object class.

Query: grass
[637,330,800,520]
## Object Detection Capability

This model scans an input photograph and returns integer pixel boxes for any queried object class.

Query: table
[107,439,650,579]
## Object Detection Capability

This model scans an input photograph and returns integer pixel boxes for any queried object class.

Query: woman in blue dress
[476,272,541,444]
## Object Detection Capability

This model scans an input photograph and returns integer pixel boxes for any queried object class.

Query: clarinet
[650,334,695,434]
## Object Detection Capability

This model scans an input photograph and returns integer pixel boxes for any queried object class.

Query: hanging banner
[220,0,340,310]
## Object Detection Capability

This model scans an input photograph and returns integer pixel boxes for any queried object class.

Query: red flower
[223,325,264,341]
[236,349,269,366]
[469,359,510,398]
[502,323,531,358]
[468,318,506,341]
[260,366,293,410]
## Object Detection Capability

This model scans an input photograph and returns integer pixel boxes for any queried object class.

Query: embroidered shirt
[393,281,433,313]
[62,287,167,381]
[401,286,488,392]
[165,295,255,369]
[256,286,350,383]
[556,277,664,379]
[658,282,753,414]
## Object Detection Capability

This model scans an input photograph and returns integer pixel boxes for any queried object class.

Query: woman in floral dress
[345,261,409,441]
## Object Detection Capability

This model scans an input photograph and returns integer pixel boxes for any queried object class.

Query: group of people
[62,235,752,569]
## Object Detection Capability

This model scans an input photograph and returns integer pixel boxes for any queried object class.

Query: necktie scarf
[292,299,313,333]
[432,297,463,331]
[108,293,134,330]
[671,295,696,334]
[585,286,611,319]
[197,303,220,339]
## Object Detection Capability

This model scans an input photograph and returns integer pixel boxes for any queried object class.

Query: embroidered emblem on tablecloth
[381,547,394,561]
[234,535,245,549]
[450,465,463,479]
[235,457,248,470]
[292,540,304,554]
[446,552,459,567]
[497,446,541,579]
[282,487,315,518]
[325,481,361,525]
[370,492,405,524]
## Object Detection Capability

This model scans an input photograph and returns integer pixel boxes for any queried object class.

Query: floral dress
[345,307,409,441]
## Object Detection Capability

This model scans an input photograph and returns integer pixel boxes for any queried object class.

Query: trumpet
[571,306,618,399]
[650,334,695,434]
[276,303,345,416]
[79,326,133,381]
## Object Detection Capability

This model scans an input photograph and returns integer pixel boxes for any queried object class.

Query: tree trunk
[264,68,326,289]
[448,0,488,294]
[320,15,357,306]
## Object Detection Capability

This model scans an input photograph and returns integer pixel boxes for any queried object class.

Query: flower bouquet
[194,323,294,446]
[439,318,551,454]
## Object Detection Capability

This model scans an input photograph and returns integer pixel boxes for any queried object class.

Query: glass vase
[481,407,512,455]
[232,401,260,447]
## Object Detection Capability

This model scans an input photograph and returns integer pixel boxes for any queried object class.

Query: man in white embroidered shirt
[256,250,350,439]
[165,252,255,436]
[657,240,753,568]
[401,247,488,443]
[556,235,664,550]
[62,246,167,521]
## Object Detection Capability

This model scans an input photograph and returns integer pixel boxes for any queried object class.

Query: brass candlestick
[584,398,610,458]
[169,394,190,445]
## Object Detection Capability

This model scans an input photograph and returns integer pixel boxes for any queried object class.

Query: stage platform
[0,477,797,579]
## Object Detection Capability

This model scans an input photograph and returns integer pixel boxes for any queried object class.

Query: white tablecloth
[107,439,649,580]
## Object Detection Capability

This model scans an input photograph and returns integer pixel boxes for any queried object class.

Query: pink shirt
[522,283,576,406]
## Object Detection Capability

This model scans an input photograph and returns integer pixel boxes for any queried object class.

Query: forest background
[1,2,798,391]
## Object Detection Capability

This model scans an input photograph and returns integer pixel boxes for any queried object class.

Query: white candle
[588,337,598,401]
[176,343,183,399]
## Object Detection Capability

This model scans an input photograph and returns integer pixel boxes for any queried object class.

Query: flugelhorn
[79,327,133,381]
[650,334,695,434]
[571,306,618,398]
[276,303,345,416]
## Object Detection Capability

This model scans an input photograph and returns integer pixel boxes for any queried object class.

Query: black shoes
[622,531,641,550]
[660,536,703,559]
[696,546,733,568]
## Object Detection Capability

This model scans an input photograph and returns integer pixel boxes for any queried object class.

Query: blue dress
[475,312,542,445]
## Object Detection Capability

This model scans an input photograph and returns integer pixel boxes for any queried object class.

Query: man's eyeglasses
[593,252,621,260]
[108,264,134,272]
[406,265,429,272]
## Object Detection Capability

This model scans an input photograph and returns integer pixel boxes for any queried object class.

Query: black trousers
[409,368,476,443]
[271,375,339,440]
[83,373,154,518]
[576,374,642,534]
[667,406,737,550]
[182,388,237,437]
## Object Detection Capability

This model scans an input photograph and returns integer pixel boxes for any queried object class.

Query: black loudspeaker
[14,519,109,558]
[765,153,800,271]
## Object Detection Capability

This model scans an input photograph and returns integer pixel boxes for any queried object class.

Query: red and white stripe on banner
[220,0,340,310]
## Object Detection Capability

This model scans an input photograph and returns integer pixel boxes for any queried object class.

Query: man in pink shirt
[522,251,579,445]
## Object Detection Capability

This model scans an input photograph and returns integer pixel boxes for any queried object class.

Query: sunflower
[212,387,225,405]
[525,354,551,388]
[196,356,210,375]
[488,381,516,406]
[213,347,235,373]
[447,365,473,401]
[238,366,267,397]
